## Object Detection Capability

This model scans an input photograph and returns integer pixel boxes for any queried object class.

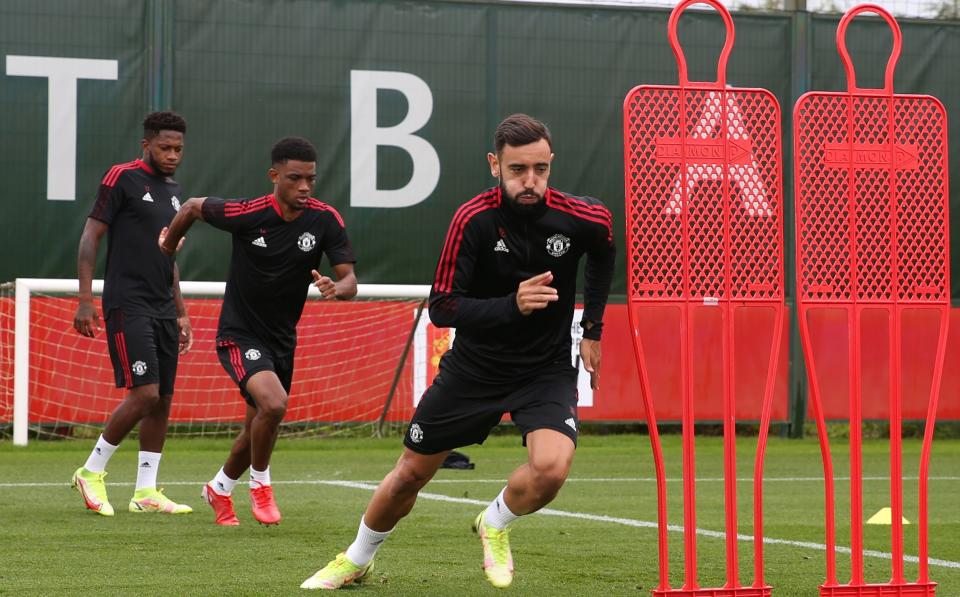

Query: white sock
[484,487,520,530]
[135,451,162,491]
[345,517,393,567]
[210,467,238,496]
[249,466,271,489]
[83,435,119,474]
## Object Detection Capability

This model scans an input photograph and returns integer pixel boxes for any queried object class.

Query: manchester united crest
[546,233,571,257]
[409,423,424,443]
[298,232,316,252]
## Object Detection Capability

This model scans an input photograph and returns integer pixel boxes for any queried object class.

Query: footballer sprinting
[160,136,357,526]
[301,114,614,590]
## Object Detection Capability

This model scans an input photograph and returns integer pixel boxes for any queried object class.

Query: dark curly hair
[271,136,317,165]
[143,111,186,138]
[494,114,551,154]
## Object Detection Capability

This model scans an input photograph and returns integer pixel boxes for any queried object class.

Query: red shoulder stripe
[224,197,273,217]
[307,198,346,228]
[547,191,613,241]
[548,189,612,223]
[224,199,271,215]
[135,158,154,175]
[549,201,614,241]
[433,190,500,293]
[563,195,613,224]
[101,160,139,188]
[224,195,271,209]
[560,199,613,230]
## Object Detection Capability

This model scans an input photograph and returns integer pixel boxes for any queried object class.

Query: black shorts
[216,335,294,408]
[104,310,179,396]
[403,362,580,455]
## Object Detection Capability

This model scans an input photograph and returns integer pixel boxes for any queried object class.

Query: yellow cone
[866,507,911,525]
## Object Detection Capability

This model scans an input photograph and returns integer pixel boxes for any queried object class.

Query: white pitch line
[318,480,960,571]
[7,477,959,570]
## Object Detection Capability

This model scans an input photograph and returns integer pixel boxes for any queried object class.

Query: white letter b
[350,70,439,208]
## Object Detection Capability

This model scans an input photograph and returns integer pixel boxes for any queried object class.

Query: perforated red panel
[626,87,784,303]
[795,94,948,305]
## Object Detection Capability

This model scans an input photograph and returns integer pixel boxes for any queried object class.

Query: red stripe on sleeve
[102,161,139,188]
[433,193,494,292]
[433,190,499,293]
[224,196,272,217]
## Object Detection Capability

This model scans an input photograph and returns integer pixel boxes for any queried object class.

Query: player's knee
[390,468,427,495]
[389,460,433,496]
[129,386,161,412]
[259,399,287,423]
[153,394,173,412]
[529,460,569,499]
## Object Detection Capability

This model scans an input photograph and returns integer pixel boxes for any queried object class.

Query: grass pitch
[1,434,959,596]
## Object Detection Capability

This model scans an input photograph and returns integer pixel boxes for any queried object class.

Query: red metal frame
[624,1,784,594]
[793,5,950,596]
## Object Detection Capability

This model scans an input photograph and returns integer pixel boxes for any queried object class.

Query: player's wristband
[580,319,603,341]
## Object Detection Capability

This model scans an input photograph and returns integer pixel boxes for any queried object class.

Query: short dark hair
[143,111,186,138]
[494,114,552,154]
[271,136,317,165]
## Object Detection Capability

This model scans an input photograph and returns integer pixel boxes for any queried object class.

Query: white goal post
[12,278,430,446]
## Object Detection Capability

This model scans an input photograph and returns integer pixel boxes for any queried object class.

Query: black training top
[429,186,616,383]
[88,158,181,319]
[202,194,355,355]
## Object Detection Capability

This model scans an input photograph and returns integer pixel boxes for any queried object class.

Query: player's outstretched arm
[74,217,108,337]
[311,263,357,300]
[159,197,207,256]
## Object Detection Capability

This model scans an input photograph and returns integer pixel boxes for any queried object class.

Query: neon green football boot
[128,488,193,514]
[300,552,374,590]
[473,511,514,588]
[71,467,114,516]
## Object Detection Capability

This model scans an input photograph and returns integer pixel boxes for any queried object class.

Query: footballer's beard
[145,153,176,176]
[501,180,544,215]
